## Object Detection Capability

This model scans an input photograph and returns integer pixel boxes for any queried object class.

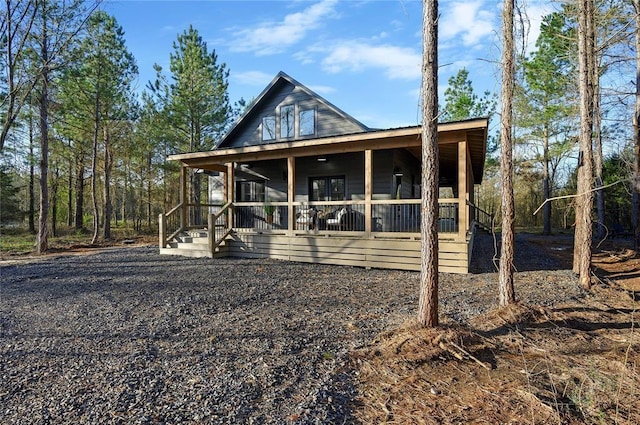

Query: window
[262,116,275,141]
[280,105,294,139]
[309,176,346,201]
[299,109,315,136]
[236,180,265,202]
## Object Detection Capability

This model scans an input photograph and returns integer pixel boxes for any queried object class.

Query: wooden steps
[159,229,228,258]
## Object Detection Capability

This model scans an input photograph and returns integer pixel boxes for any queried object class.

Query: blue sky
[103,0,554,129]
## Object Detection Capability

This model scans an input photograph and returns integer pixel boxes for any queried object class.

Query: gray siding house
[160,72,490,273]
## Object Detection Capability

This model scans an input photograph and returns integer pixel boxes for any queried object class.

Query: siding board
[220,232,470,273]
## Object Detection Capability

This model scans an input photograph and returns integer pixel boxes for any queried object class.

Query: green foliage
[440,68,496,122]
[0,165,23,224]
[58,11,138,128]
[519,11,577,140]
[167,25,232,152]
[602,151,633,230]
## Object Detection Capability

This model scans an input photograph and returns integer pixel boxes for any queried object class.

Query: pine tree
[520,12,576,235]
[574,0,596,289]
[166,26,231,224]
[498,0,516,307]
[440,68,496,122]
[59,11,137,243]
[417,0,439,328]
[0,164,23,223]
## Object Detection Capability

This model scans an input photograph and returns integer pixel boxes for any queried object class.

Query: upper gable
[218,73,369,149]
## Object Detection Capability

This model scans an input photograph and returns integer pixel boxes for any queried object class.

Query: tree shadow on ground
[469,232,574,273]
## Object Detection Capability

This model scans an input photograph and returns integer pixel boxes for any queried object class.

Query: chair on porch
[326,207,364,231]
[326,207,347,230]
[296,207,317,230]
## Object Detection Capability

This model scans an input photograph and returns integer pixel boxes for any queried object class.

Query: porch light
[317,156,327,162]
[393,167,403,177]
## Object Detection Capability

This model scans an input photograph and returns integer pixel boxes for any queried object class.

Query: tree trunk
[67,148,73,227]
[498,0,516,306]
[147,153,153,228]
[90,104,100,244]
[103,126,112,240]
[75,156,85,230]
[36,12,49,255]
[543,124,551,235]
[51,164,59,237]
[634,0,640,252]
[417,0,439,328]
[29,109,36,234]
[593,72,604,240]
[573,0,595,288]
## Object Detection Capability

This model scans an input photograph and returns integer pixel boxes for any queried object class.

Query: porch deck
[159,200,493,274]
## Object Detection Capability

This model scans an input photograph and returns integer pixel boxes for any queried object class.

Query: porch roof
[168,117,489,184]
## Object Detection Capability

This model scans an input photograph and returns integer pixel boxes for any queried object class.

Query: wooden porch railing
[159,203,183,248]
[468,201,495,232]
[159,202,226,248]
[234,200,462,236]
[208,202,233,253]
[160,198,477,250]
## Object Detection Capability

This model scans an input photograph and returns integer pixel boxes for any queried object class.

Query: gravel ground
[0,233,586,424]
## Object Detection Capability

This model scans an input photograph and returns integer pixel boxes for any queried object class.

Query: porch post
[287,156,295,235]
[180,165,187,230]
[159,213,166,248]
[467,148,474,223]
[365,149,373,236]
[458,139,468,240]
[227,162,235,229]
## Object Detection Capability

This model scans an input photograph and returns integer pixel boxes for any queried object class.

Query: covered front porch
[159,119,491,273]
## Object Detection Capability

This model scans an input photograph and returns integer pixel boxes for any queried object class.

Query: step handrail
[208,202,234,254]
[159,202,184,248]
[466,200,495,232]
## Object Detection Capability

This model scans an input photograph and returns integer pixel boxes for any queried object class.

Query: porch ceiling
[169,118,488,183]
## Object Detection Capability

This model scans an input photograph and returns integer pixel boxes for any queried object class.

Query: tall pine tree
[164,26,231,224]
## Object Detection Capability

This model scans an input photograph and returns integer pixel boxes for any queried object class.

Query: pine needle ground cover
[354,243,639,425]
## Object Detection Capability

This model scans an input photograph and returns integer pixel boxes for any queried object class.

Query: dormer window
[299,109,315,136]
[262,116,276,141]
[280,105,294,139]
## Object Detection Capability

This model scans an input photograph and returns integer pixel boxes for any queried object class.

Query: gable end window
[299,109,315,136]
[280,104,294,139]
[262,116,276,141]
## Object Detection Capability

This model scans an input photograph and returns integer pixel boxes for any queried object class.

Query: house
[159,72,491,273]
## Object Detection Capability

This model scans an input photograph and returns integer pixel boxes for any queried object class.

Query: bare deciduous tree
[0,0,37,152]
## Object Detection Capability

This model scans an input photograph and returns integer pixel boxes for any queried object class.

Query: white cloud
[524,2,557,54]
[232,71,274,86]
[320,41,421,80]
[440,1,496,47]
[229,0,339,56]
[308,84,336,95]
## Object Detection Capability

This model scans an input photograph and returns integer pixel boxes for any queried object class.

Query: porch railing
[160,198,466,249]
[187,203,224,228]
[159,203,183,248]
[234,202,289,231]
[159,202,225,248]
[231,200,462,234]
[208,202,233,252]
[468,201,495,232]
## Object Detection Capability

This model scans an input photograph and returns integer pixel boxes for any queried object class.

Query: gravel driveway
[0,234,586,424]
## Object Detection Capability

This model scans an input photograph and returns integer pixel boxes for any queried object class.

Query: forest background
[0,0,638,256]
